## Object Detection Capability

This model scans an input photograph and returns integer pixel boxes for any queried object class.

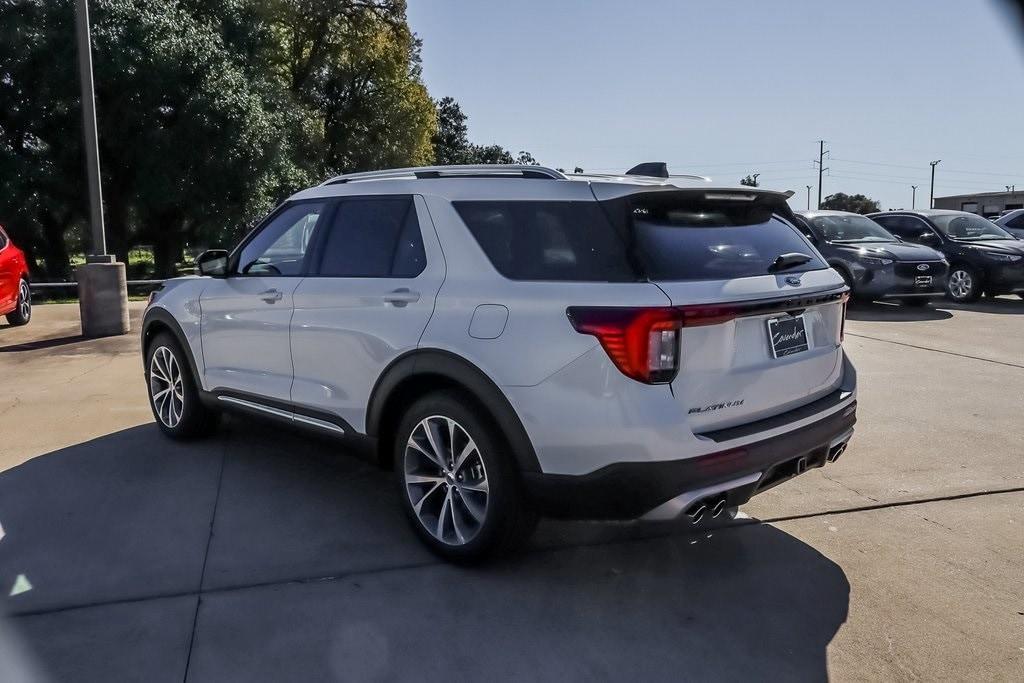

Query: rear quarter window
[453,200,638,281]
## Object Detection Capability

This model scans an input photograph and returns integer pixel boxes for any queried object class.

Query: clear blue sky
[406,0,1024,211]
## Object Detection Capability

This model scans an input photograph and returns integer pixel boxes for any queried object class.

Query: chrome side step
[216,396,345,435]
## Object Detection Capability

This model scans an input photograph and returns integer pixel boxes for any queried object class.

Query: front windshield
[810,214,896,243]
[930,214,1014,240]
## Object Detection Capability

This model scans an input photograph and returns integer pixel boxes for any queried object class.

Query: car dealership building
[933,190,1024,217]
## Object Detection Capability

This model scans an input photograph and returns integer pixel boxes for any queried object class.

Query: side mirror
[196,249,229,277]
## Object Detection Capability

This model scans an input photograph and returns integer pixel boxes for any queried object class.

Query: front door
[200,201,327,401]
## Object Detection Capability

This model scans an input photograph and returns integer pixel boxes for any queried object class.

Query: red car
[0,225,31,326]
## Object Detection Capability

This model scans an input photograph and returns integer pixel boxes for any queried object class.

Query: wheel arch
[141,307,203,391]
[366,349,541,473]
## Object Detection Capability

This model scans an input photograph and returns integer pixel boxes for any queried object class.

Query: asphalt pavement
[0,300,1021,682]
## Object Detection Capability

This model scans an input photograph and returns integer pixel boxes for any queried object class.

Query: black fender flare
[366,349,541,473]
[141,307,203,391]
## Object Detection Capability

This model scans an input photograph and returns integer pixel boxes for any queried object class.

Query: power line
[832,157,1024,179]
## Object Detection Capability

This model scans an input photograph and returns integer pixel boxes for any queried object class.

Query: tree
[428,95,537,166]
[0,0,438,277]
[432,96,470,165]
[820,192,881,215]
[740,174,760,187]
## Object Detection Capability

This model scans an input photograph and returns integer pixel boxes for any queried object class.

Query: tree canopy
[0,0,534,278]
[819,192,881,214]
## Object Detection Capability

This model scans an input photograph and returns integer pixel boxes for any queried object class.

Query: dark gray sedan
[793,210,948,306]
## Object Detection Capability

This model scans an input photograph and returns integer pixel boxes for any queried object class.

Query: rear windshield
[452,201,638,281]
[627,195,826,281]
[453,195,825,282]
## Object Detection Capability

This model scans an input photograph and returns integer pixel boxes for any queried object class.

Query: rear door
[596,188,847,431]
[289,195,445,431]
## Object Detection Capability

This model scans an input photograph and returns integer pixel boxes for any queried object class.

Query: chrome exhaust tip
[795,457,808,475]
[710,497,727,519]
[827,442,847,463]
[686,503,707,525]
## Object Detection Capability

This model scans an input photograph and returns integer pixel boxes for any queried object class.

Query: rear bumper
[523,397,857,519]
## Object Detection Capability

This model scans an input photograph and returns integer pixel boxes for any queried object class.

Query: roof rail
[321,165,566,185]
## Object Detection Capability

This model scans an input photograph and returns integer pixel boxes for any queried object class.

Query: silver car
[994,209,1024,239]
[142,164,857,561]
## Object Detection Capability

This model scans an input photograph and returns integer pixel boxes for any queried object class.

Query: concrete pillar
[76,255,129,336]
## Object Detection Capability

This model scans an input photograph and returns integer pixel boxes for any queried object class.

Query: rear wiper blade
[768,252,813,273]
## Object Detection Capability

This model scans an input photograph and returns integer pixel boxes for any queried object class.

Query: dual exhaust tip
[685,495,728,526]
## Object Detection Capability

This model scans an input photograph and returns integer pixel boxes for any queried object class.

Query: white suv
[142,164,857,561]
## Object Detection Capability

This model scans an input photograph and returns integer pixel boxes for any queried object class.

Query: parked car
[869,210,1024,302]
[142,164,857,561]
[993,209,1024,240]
[792,210,948,306]
[0,225,31,326]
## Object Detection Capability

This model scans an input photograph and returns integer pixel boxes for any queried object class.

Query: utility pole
[74,0,129,336]
[911,185,917,209]
[814,141,829,209]
[929,160,941,209]
[806,185,812,210]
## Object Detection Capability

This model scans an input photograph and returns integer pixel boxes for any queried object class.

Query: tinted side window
[237,202,326,276]
[453,201,637,281]
[1006,214,1024,229]
[317,196,425,278]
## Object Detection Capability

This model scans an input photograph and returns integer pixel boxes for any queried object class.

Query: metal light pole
[929,160,941,209]
[911,185,917,209]
[74,0,129,336]
[806,185,812,210]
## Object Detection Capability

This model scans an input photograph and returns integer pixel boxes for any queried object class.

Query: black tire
[901,298,931,307]
[5,278,31,326]
[394,391,537,563]
[145,332,219,439]
[947,265,982,302]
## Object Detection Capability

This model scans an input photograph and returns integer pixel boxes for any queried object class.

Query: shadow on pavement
[0,334,89,353]
[1,419,850,682]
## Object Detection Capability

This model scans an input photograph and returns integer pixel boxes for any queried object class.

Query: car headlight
[860,256,893,266]
[984,252,1022,263]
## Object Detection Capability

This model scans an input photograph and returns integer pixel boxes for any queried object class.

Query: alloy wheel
[149,346,184,428]
[403,415,489,546]
[949,269,972,300]
[18,280,30,320]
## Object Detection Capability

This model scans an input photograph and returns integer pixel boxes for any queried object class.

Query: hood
[956,239,1024,255]
[836,242,944,261]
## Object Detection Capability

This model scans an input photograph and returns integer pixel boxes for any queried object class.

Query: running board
[216,395,345,435]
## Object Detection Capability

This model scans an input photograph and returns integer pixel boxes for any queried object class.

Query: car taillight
[839,299,848,342]
[567,307,681,384]
[568,305,744,384]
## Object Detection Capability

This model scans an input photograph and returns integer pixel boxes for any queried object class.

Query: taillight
[567,307,680,384]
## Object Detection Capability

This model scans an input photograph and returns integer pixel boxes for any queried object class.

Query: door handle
[383,288,420,307]
[259,288,283,304]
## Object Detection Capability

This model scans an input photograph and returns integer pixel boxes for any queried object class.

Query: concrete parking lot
[1,299,1022,681]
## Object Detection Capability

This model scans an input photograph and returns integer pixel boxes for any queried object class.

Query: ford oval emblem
[785,276,802,286]
[917,264,929,271]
